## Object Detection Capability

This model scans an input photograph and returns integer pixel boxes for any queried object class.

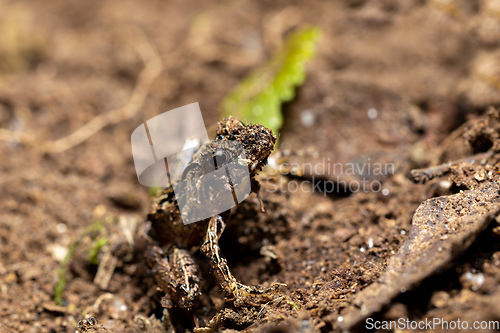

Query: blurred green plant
[149,186,159,198]
[54,220,108,306]
[221,26,321,136]
[54,234,82,306]
[88,236,109,265]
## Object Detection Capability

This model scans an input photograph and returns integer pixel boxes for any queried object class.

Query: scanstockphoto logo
[131,103,251,225]
[265,157,395,196]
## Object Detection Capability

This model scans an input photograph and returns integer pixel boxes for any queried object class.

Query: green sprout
[221,26,321,136]
[54,221,107,306]
[88,236,108,265]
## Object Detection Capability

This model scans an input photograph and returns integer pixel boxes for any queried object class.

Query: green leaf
[221,26,321,135]
[149,186,159,198]
[54,235,81,306]
[53,220,107,306]
[88,236,108,265]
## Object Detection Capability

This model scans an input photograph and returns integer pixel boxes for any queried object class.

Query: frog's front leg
[146,244,201,310]
[200,215,283,307]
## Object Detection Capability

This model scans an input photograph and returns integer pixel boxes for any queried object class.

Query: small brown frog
[145,117,282,314]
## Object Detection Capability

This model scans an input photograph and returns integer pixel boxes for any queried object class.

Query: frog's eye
[209,149,228,169]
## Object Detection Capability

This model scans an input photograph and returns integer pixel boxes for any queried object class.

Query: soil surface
[1,0,500,332]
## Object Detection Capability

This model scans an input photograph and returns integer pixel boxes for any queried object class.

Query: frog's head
[214,117,276,176]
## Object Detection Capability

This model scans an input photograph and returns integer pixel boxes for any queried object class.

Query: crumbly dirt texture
[1,0,500,332]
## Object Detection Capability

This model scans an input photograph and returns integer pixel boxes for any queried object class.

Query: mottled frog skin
[146,117,281,312]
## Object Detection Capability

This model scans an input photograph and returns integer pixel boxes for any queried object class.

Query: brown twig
[0,28,163,153]
[410,151,493,184]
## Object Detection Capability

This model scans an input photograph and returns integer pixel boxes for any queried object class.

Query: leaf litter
[338,107,500,331]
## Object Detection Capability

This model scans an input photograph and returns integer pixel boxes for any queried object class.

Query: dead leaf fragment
[339,182,500,331]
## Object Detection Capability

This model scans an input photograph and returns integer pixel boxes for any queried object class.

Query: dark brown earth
[1,0,500,332]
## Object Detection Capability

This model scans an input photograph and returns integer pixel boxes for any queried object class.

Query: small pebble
[464,272,484,291]
[367,108,378,119]
[56,223,67,233]
[300,109,316,127]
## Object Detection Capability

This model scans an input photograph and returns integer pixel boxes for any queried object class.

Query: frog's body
[148,185,210,247]
[145,118,280,312]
